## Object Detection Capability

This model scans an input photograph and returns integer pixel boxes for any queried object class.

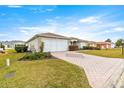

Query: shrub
[82,46,100,50]
[69,45,78,51]
[0,43,5,50]
[19,52,52,61]
[40,42,44,52]
[15,44,28,53]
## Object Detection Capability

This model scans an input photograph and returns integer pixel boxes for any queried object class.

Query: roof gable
[27,32,69,43]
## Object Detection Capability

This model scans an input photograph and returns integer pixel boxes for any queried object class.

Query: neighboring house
[1,40,25,49]
[69,37,89,49]
[88,41,97,47]
[96,42,112,49]
[88,41,113,49]
[91,42,112,49]
[26,32,70,52]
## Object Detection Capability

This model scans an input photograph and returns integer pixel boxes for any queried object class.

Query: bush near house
[82,46,100,50]
[15,44,28,53]
[19,52,52,61]
[40,42,44,52]
[69,45,78,51]
[0,43,5,50]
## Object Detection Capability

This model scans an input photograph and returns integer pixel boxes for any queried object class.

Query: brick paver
[52,51,124,88]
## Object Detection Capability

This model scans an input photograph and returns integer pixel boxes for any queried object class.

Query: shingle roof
[96,42,111,44]
[27,32,69,42]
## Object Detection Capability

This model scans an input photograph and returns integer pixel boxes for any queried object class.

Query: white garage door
[44,38,68,52]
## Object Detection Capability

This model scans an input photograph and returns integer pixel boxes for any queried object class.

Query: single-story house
[88,41,112,49]
[69,37,89,49]
[88,41,97,47]
[26,32,70,52]
[96,42,112,49]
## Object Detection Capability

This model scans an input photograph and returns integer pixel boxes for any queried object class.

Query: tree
[0,43,5,50]
[115,39,123,47]
[105,39,112,43]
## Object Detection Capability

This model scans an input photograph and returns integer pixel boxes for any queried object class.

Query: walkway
[52,51,124,88]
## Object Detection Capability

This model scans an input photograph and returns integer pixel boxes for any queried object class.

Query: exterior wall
[27,38,41,52]
[89,43,97,47]
[4,44,13,49]
[79,42,88,48]
[97,44,111,49]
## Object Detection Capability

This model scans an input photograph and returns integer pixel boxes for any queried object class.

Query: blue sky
[0,5,124,42]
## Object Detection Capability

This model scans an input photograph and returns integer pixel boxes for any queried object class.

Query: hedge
[15,44,28,53]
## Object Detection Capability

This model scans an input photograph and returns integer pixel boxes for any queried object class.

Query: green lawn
[79,48,124,59]
[0,50,91,88]
[0,53,25,67]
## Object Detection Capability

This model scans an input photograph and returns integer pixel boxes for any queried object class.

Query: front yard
[0,50,90,88]
[79,48,124,59]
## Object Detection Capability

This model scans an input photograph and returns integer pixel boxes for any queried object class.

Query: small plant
[69,45,78,51]
[82,46,100,50]
[40,42,44,52]
[19,52,52,61]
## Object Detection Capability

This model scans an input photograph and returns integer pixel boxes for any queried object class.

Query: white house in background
[26,32,70,52]
[69,37,89,49]
[1,40,25,49]
[88,41,97,47]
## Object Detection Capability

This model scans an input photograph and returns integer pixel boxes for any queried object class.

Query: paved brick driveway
[52,51,124,88]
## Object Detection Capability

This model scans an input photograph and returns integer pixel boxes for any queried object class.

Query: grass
[79,48,124,59]
[0,49,26,67]
[5,49,16,54]
[0,50,91,88]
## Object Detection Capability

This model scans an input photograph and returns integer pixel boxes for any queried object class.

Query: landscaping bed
[19,52,52,61]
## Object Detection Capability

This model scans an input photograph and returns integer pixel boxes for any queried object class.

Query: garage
[43,38,69,52]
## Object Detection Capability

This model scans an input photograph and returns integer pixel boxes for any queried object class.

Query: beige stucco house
[26,32,70,52]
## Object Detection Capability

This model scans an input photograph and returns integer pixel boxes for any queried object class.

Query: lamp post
[122,40,124,55]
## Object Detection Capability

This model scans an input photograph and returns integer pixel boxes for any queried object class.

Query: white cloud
[19,26,57,36]
[29,6,56,13]
[46,8,54,12]
[20,30,29,35]
[79,16,100,24]
[7,5,23,8]
[55,16,61,19]
[0,34,8,36]
[19,27,41,30]
[70,27,79,31]
[113,27,124,31]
